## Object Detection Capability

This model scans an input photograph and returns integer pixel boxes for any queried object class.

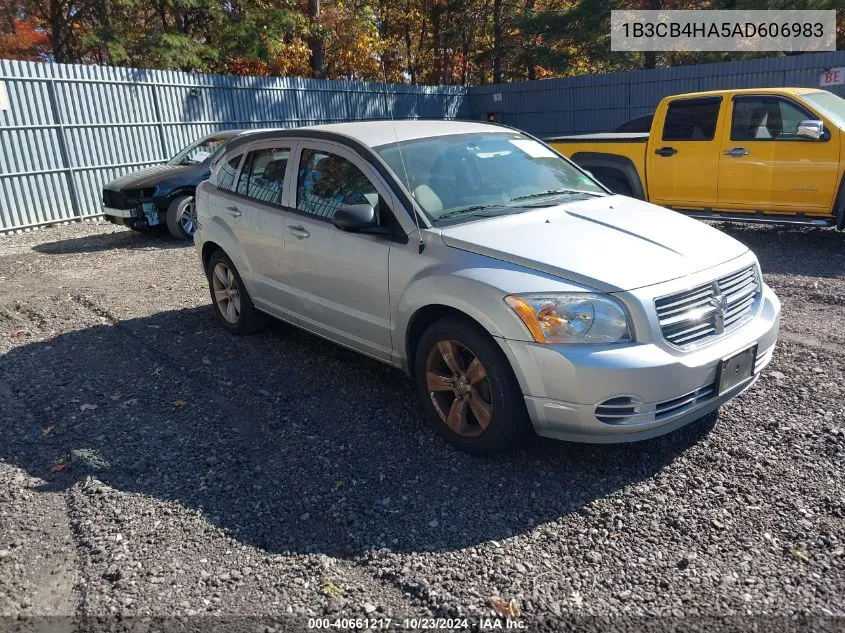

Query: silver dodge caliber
[194,121,780,454]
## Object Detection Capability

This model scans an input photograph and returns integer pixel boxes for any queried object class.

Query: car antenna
[381,57,424,254]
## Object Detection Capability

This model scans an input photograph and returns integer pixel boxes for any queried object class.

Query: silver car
[194,121,780,454]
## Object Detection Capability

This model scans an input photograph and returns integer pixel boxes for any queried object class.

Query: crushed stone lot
[0,221,843,631]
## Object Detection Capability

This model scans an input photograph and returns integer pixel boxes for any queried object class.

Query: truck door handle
[654,147,677,157]
[226,206,241,217]
[288,225,310,239]
[724,147,750,158]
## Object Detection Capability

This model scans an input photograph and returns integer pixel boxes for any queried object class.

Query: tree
[0,3,51,61]
[0,0,840,83]
[641,0,660,70]
[8,0,88,62]
[308,0,325,77]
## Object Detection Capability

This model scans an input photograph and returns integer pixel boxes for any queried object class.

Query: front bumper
[101,198,161,227]
[499,284,780,443]
[103,206,134,219]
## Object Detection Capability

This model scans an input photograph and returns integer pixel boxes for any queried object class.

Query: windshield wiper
[510,188,603,202]
[435,204,509,221]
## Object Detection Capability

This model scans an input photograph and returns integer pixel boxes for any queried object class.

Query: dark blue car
[102,130,242,239]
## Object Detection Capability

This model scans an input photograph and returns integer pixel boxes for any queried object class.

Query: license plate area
[102,206,133,218]
[716,344,757,396]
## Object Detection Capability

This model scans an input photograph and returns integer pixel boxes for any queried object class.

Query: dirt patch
[0,221,843,627]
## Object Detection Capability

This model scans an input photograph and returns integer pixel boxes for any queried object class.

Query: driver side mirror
[796,120,824,140]
[332,203,377,231]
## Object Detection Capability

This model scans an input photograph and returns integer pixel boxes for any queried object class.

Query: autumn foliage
[0,17,50,60]
[0,0,842,84]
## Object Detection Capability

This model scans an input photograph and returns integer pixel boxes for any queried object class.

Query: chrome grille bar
[655,265,761,348]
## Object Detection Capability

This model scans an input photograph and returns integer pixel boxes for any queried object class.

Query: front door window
[296,149,380,220]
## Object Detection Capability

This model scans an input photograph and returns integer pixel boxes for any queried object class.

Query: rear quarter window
[215,154,242,191]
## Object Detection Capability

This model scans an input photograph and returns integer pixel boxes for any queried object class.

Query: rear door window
[662,98,721,141]
[236,147,290,205]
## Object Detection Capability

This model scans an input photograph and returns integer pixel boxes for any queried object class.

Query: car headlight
[124,187,158,205]
[505,293,632,344]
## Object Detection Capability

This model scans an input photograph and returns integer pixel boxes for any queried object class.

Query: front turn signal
[504,295,547,343]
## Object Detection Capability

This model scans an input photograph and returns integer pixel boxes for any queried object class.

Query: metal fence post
[46,79,83,218]
[383,85,389,120]
[151,83,169,158]
[293,81,302,126]
[228,81,239,130]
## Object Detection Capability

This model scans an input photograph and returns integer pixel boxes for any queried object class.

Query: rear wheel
[206,250,263,335]
[166,195,196,240]
[414,318,528,454]
[834,176,845,231]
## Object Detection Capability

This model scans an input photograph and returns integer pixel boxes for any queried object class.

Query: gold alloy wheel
[211,262,241,324]
[425,339,493,437]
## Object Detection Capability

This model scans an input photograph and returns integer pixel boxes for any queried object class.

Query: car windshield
[802,91,845,129]
[375,132,606,224]
[169,134,230,166]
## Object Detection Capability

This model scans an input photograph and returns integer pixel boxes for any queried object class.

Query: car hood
[104,163,196,192]
[438,196,749,292]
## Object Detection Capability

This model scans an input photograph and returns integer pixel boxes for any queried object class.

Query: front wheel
[413,318,528,455]
[166,195,197,240]
[599,175,633,197]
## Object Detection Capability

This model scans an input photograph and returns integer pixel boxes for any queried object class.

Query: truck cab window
[662,98,721,141]
[731,97,813,141]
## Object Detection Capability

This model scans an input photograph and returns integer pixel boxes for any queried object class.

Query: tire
[834,176,845,231]
[599,174,633,197]
[413,317,529,455]
[206,249,264,335]
[166,195,196,240]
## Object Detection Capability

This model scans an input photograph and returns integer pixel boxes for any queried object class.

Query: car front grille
[102,190,128,208]
[103,189,156,209]
[655,265,760,348]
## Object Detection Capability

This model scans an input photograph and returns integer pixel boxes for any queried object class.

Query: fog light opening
[595,395,642,424]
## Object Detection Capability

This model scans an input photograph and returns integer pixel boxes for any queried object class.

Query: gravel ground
[0,221,843,632]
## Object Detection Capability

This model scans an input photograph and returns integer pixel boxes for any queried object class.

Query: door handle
[226,206,241,217]
[654,146,677,157]
[288,225,310,239]
[724,147,750,158]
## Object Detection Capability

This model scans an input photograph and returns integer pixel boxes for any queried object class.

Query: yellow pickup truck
[546,88,845,230]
